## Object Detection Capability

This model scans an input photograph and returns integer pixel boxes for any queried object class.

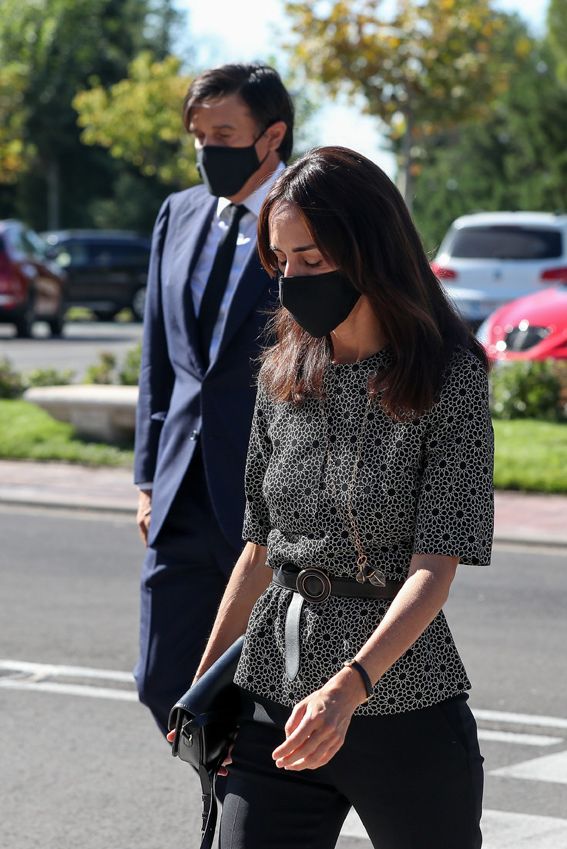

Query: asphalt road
[1,505,566,849]
[0,320,143,381]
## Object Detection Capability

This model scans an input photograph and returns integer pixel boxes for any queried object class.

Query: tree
[412,22,567,251]
[0,0,182,229]
[547,0,567,85]
[0,63,31,185]
[284,0,519,208]
[74,52,197,188]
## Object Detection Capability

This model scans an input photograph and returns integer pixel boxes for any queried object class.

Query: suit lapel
[211,244,273,368]
[170,194,216,373]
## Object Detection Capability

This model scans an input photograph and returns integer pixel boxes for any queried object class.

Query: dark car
[0,220,67,338]
[42,230,151,321]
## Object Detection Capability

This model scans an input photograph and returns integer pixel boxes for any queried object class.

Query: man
[133,63,294,734]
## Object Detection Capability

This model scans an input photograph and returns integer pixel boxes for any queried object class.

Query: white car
[431,212,567,327]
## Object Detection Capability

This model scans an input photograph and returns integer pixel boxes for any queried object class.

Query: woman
[190,146,493,849]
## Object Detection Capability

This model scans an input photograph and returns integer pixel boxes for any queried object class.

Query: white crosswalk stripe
[478,729,562,746]
[490,749,567,785]
[481,810,567,849]
[341,808,567,847]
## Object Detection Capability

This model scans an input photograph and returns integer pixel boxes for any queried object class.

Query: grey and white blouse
[234,345,494,715]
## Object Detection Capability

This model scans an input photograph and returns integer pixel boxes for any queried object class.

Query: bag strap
[198,766,218,849]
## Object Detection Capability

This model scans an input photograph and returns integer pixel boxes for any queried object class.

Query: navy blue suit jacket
[134,184,278,549]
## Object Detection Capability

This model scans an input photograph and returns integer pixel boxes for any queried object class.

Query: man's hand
[137,489,152,545]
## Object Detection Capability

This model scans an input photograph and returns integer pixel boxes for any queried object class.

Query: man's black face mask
[196,128,270,198]
[278,269,361,338]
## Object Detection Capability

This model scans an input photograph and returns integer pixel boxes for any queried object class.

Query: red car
[0,219,67,338]
[477,284,567,361]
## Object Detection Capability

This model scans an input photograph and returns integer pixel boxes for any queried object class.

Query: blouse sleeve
[413,348,494,566]
[242,378,273,546]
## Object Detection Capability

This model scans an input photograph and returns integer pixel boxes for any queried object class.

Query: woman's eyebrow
[269,243,317,253]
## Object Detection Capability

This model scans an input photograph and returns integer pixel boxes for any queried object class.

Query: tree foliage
[284,0,521,204]
[547,0,567,84]
[0,63,31,184]
[412,32,567,250]
[74,52,197,187]
[0,0,181,228]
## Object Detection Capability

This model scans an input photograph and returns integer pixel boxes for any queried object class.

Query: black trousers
[220,693,484,849]
[134,446,239,735]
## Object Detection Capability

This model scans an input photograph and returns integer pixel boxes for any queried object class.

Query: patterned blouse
[234,345,494,715]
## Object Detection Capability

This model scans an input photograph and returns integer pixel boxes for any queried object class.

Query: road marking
[0,659,137,702]
[0,678,138,701]
[0,659,134,682]
[481,810,567,848]
[342,808,567,847]
[491,750,567,785]
[478,729,562,747]
[475,709,567,731]
[2,660,567,847]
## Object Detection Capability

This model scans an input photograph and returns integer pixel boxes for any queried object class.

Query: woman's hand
[271,666,368,771]
[166,729,234,776]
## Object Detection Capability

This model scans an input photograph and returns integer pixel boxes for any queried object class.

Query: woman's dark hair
[257,145,488,418]
[183,63,294,162]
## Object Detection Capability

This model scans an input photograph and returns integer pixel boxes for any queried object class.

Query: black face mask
[278,270,361,338]
[196,129,269,197]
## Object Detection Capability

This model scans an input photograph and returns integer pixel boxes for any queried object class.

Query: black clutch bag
[168,636,244,849]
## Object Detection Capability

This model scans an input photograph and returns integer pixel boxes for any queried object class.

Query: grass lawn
[0,400,133,467]
[0,401,565,492]
[493,419,567,493]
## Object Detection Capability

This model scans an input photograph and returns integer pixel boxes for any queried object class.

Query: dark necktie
[198,203,247,364]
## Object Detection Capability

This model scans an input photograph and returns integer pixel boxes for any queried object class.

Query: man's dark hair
[183,63,294,162]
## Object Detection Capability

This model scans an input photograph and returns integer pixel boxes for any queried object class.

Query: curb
[0,496,134,516]
[493,535,567,550]
[1,495,565,549]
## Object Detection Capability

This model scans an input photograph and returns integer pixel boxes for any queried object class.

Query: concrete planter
[24,384,138,443]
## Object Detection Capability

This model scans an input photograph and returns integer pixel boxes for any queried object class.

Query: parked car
[476,285,567,362]
[431,212,567,328]
[42,230,151,321]
[0,220,67,338]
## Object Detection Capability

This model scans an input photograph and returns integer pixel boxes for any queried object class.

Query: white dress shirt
[190,161,285,364]
[138,161,286,491]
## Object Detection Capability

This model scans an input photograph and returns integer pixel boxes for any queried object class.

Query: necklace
[321,376,386,587]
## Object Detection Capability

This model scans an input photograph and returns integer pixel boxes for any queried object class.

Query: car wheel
[15,299,35,338]
[47,309,65,338]
[93,309,118,322]
[131,286,146,322]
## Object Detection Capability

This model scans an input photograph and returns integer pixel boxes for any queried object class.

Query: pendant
[367,567,387,587]
[356,560,386,587]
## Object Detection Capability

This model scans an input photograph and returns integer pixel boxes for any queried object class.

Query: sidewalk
[0,459,565,547]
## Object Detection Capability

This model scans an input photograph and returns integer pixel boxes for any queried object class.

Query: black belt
[271,566,403,681]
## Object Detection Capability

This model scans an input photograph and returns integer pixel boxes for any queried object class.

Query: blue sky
[176,0,550,177]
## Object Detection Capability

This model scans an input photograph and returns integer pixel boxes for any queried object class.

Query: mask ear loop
[253,120,280,167]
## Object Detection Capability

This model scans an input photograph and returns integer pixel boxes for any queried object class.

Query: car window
[23,228,48,259]
[448,226,563,260]
[67,242,90,265]
[83,241,149,266]
[3,226,28,260]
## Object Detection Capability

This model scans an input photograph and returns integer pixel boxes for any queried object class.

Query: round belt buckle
[296,568,331,604]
